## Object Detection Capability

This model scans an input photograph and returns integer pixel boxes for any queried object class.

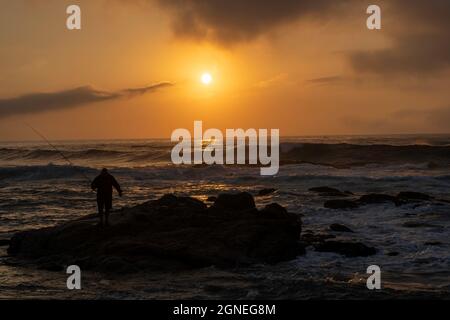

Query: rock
[38,262,65,272]
[314,241,376,257]
[358,194,398,205]
[301,232,336,246]
[206,196,217,202]
[402,221,439,228]
[386,251,399,256]
[213,192,255,211]
[329,223,354,233]
[310,186,341,193]
[424,241,442,246]
[309,186,350,197]
[8,193,303,273]
[257,188,277,196]
[0,239,10,247]
[355,192,437,207]
[260,203,290,219]
[397,192,433,201]
[324,199,358,210]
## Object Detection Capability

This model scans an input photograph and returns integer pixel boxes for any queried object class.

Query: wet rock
[386,251,399,256]
[301,232,336,246]
[309,186,350,197]
[8,193,303,273]
[310,186,341,193]
[329,223,354,233]
[424,241,442,246]
[260,203,291,219]
[38,262,65,272]
[206,196,217,202]
[314,241,376,257]
[397,192,433,201]
[257,188,277,196]
[358,194,398,205]
[402,221,440,228]
[324,199,358,210]
[213,192,255,211]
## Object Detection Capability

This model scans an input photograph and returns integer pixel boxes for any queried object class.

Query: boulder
[8,193,303,273]
[213,192,255,211]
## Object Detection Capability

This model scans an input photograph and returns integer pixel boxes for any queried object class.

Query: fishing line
[24,123,92,186]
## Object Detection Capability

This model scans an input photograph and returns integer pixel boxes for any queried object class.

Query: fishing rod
[25,123,92,186]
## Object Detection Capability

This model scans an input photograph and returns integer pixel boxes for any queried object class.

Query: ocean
[0,135,449,299]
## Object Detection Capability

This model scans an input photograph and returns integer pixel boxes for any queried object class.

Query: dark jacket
[91,171,122,200]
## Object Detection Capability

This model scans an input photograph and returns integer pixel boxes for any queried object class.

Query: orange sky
[0,0,449,141]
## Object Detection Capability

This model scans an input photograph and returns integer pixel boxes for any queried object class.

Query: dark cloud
[342,105,450,133]
[155,0,349,45]
[0,82,173,118]
[154,0,450,76]
[348,0,450,75]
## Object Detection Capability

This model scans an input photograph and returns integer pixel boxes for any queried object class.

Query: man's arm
[91,177,98,191]
[112,177,122,196]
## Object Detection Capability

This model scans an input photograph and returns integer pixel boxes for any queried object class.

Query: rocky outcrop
[301,229,375,257]
[7,193,304,273]
[323,191,442,210]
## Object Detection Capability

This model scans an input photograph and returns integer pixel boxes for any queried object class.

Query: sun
[201,72,213,85]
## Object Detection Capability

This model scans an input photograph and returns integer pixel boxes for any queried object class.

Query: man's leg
[97,198,105,226]
[104,198,112,226]
[104,209,109,226]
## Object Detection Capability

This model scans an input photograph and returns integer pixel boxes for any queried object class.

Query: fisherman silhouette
[91,168,122,227]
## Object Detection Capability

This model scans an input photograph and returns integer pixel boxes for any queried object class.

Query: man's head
[101,168,108,175]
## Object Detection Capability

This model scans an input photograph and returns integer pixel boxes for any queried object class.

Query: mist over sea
[0,135,449,298]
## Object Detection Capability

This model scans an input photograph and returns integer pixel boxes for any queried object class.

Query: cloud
[255,73,289,88]
[341,105,450,134]
[0,82,173,118]
[155,0,349,45]
[348,0,450,76]
[153,0,450,76]
[392,106,450,130]
[305,75,344,86]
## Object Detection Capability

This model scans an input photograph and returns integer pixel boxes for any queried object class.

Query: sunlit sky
[0,0,449,141]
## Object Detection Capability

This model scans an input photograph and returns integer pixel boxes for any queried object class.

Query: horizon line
[1,132,450,144]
